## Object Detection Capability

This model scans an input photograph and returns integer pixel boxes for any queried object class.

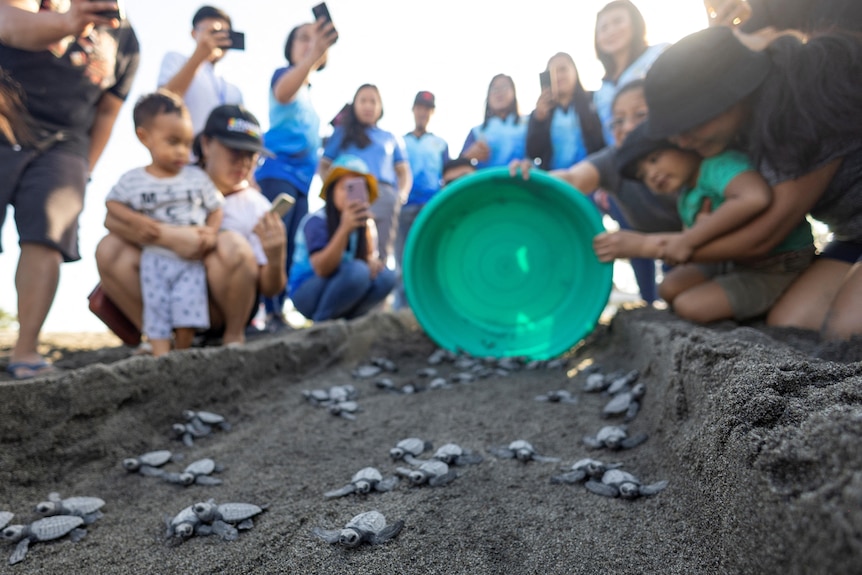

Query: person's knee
[671,292,706,323]
[208,231,256,277]
[95,234,138,274]
[658,279,680,304]
[376,267,397,292]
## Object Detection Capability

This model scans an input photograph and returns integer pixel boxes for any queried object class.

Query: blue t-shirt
[460,114,527,169]
[548,106,589,170]
[593,44,668,145]
[288,208,361,293]
[254,67,321,194]
[404,131,449,206]
[322,125,407,186]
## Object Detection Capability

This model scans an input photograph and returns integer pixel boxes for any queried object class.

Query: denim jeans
[291,259,396,322]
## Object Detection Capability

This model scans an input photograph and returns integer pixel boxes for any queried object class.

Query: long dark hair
[324,185,368,262]
[338,84,382,151]
[482,74,519,129]
[594,0,648,81]
[0,67,33,147]
[550,52,605,153]
[748,32,862,175]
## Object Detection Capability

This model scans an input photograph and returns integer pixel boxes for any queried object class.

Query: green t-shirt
[678,150,812,254]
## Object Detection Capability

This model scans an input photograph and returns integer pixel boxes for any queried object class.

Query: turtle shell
[345,511,386,533]
[29,515,84,542]
[352,467,383,484]
[216,503,263,523]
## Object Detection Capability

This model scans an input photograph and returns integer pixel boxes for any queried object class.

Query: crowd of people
[0,0,860,378]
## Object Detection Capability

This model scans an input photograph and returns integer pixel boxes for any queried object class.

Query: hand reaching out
[254,211,287,260]
[462,140,490,163]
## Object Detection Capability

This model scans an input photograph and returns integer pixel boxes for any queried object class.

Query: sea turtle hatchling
[164,505,205,542]
[191,500,265,540]
[432,443,484,466]
[487,440,561,463]
[585,468,668,499]
[389,437,433,466]
[162,458,224,487]
[312,510,404,548]
[369,357,398,373]
[324,467,399,499]
[605,369,640,395]
[329,400,361,420]
[602,383,646,421]
[395,460,457,487]
[171,420,214,447]
[35,493,105,524]
[183,410,231,431]
[352,364,383,379]
[550,458,623,485]
[2,515,86,565]
[583,425,648,450]
[122,449,179,477]
[534,390,578,404]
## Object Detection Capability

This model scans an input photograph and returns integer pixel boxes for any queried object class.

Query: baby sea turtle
[429,377,451,390]
[602,382,646,421]
[2,515,86,565]
[488,440,561,463]
[450,372,476,384]
[122,449,178,477]
[585,468,668,499]
[390,437,433,466]
[162,458,223,487]
[35,493,105,524]
[534,390,578,404]
[191,500,265,540]
[165,505,204,542]
[582,373,610,393]
[415,367,438,378]
[329,400,360,420]
[583,425,648,450]
[606,369,640,395]
[312,510,404,548]
[352,365,382,379]
[395,460,457,486]
[183,409,231,431]
[369,357,398,373]
[324,467,399,499]
[550,458,623,485]
[427,348,454,365]
[432,443,484,466]
[171,420,213,447]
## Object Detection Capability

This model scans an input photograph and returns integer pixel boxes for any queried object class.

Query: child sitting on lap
[106,91,224,356]
[593,123,814,324]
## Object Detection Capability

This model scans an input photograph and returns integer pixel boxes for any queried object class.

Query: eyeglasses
[608,110,649,131]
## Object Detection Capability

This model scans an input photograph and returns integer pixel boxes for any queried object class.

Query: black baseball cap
[202,104,272,157]
[413,91,436,108]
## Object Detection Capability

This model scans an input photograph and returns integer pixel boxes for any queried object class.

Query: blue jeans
[257,178,309,316]
[291,259,396,322]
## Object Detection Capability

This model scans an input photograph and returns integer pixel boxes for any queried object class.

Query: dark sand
[0,308,861,574]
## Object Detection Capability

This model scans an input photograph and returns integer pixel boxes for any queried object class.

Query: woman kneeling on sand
[95,105,287,348]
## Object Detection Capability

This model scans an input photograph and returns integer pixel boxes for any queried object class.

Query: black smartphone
[270,193,296,217]
[539,70,551,90]
[345,177,369,204]
[227,30,245,51]
[91,0,124,20]
[312,2,332,22]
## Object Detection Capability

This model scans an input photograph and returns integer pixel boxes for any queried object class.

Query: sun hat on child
[644,26,771,139]
[320,154,379,203]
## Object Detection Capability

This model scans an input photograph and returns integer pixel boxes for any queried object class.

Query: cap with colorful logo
[203,104,273,157]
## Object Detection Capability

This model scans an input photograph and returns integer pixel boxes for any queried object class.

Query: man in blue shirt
[394,91,449,311]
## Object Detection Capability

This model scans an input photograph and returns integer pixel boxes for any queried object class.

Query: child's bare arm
[593,230,669,262]
[205,207,223,231]
[680,170,772,250]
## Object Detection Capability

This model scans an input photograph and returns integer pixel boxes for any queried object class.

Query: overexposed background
[0,0,708,332]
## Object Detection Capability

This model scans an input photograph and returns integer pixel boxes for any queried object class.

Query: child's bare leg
[658,264,710,305]
[671,281,734,324]
[173,328,196,350]
[150,339,172,357]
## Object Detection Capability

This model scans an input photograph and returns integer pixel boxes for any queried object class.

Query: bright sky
[0,0,708,332]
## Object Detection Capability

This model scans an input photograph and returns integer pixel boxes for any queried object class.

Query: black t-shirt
[0,16,139,157]
[741,0,862,33]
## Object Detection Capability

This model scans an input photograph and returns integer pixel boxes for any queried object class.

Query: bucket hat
[644,27,770,139]
[320,155,379,203]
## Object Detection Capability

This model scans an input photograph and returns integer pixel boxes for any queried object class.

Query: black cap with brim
[644,27,771,139]
[203,104,274,158]
[616,122,677,180]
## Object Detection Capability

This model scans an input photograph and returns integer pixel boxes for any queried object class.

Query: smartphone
[312,2,332,22]
[91,0,124,20]
[345,177,369,204]
[539,70,551,90]
[270,193,296,217]
[227,30,245,51]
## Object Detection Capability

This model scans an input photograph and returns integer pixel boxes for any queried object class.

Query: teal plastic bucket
[403,167,612,360]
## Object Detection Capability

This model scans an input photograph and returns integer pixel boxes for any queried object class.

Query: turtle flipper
[311,527,341,544]
[375,476,399,492]
[640,480,669,496]
[428,471,457,487]
[402,454,423,467]
[196,524,214,537]
[324,484,356,499]
[455,453,484,466]
[236,518,254,530]
[82,511,103,525]
[394,467,414,478]
[162,472,187,485]
[211,520,238,541]
[550,469,587,485]
[624,401,641,422]
[182,432,194,448]
[139,465,166,478]
[371,520,404,544]
[532,455,561,463]
[9,538,30,565]
[338,411,357,421]
[582,436,601,449]
[585,480,619,497]
[69,527,88,542]
[620,433,648,449]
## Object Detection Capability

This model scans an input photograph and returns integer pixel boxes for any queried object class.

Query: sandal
[5,360,58,381]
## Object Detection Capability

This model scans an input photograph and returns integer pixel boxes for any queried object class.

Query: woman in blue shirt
[460,74,527,169]
[526,52,605,170]
[320,84,411,264]
[254,18,336,331]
